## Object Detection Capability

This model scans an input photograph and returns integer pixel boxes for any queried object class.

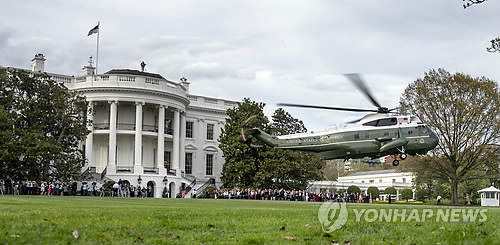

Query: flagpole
[96,21,100,75]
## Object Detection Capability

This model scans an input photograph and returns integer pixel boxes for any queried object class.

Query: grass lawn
[0,196,498,244]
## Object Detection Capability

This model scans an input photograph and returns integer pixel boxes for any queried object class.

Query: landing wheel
[392,160,400,166]
[400,153,407,160]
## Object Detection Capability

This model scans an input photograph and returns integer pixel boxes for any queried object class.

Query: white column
[157,105,167,175]
[108,100,117,174]
[84,101,94,170]
[179,111,186,174]
[134,101,144,174]
[172,109,180,175]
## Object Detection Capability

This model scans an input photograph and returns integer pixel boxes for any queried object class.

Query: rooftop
[105,69,166,80]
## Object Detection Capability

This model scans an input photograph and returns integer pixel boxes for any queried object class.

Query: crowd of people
[211,188,373,203]
[0,176,155,197]
[2,176,373,202]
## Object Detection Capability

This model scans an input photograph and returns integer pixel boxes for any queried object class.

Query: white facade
[309,169,415,201]
[11,54,237,198]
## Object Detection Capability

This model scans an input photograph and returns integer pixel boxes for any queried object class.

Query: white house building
[8,54,238,198]
[309,169,415,201]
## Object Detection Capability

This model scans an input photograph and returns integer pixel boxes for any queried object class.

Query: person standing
[437,195,442,205]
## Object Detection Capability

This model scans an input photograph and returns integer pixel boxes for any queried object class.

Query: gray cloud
[1,0,499,130]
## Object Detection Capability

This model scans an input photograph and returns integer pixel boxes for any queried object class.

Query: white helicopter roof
[354,113,422,126]
[277,113,423,139]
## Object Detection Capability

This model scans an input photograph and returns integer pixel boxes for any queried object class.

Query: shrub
[367,186,380,199]
[347,185,361,194]
[401,188,413,201]
[203,186,217,198]
[384,187,397,195]
[415,188,428,201]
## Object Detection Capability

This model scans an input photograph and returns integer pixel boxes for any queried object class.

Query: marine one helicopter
[242,73,439,166]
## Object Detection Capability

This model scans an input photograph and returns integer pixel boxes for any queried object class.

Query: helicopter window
[354,134,360,140]
[419,126,428,134]
[365,134,370,139]
[408,130,413,135]
[384,132,389,137]
[363,118,398,127]
[377,118,398,126]
[362,120,378,126]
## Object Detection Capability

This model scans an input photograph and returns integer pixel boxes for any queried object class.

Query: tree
[347,185,361,194]
[219,98,268,188]
[0,68,90,181]
[415,189,428,201]
[256,108,321,190]
[401,188,413,201]
[399,68,500,205]
[384,187,396,195]
[367,186,380,199]
[220,99,322,189]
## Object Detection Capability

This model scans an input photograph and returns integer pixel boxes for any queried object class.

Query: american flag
[87,24,99,36]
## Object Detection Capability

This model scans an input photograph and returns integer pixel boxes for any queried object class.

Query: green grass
[0,196,498,244]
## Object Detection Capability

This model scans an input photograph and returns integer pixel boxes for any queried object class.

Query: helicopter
[241,73,439,166]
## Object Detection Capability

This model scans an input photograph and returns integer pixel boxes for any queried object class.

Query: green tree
[269,108,306,136]
[0,68,90,181]
[220,99,322,189]
[384,187,397,195]
[367,186,380,199]
[220,98,268,188]
[415,189,428,201]
[256,108,321,190]
[347,185,361,194]
[399,68,500,205]
[401,188,413,201]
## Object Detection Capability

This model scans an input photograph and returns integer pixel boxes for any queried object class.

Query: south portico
[78,69,192,198]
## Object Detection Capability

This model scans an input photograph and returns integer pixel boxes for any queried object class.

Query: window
[402,178,406,183]
[365,134,370,139]
[185,153,193,175]
[362,120,378,126]
[408,130,413,136]
[384,132,390,137]
[369,180,374,183]
[377,118,397,126]
[164,151,171,170]
[206,154,214,175]
[379,179,383,183]
[419,126,428,134]
[362,118,397,127]
[354,134,360,140]
[207,123,214,140]
[392,179,396,183]
[186,121,193,138]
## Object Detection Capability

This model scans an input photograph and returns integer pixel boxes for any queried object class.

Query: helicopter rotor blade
[277,103,379,113]
[344,73,383,109]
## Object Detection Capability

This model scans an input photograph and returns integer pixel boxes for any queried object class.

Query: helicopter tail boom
[248,128,279,147]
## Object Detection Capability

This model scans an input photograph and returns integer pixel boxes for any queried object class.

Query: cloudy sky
[1,0,499,131]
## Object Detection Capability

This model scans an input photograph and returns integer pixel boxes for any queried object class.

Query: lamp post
[137,175,142,185]
[487,38,500,53]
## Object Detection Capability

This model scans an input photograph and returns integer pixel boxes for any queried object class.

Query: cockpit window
[419,126,428,134]
[362,117,398,127]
